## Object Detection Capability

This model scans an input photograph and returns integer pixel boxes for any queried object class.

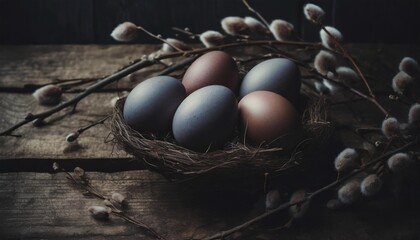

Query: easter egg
[239,58,301,103]
[123,76,186,135]
[182,51,239,95]
[172,85,238,152]
[239,91,297,146]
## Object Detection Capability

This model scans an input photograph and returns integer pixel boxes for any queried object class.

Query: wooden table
[0,44,419,239]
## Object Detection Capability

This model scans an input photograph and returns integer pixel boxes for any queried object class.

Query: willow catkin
[200,31,224,48]
[338,181,361,204]
[304,3,325,23]
[110,22,138,42]
[320,26,343,50]
[399,57,420,78]
[269,19,295,41]
[381,117,400,139]
[408,103,420,125]
[360,174,382,197]
[334,148,358,172]
[244,16,268,35]
[161,38,191,52]
[32,85,62,105]
[221,16,249,36]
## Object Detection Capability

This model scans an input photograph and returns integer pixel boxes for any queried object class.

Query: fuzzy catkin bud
[381,117,400,139]
[338,181,361,204]
[408,103,420,125]
[326,198,344,210]
[336,66,360,84]
[322,79,340,95]
[161,38,191,53]
[362,142,376,156]
[269,19,295,41]
[221,16,249,36]
[265,190,281,211]
[66,132,80,142]
[244,16,268,35]
[33,85,62,106]
[392,71,413,94]
[112,192,127,205]
[110,22,139,42]
[52,162,60,171]
[199,30,224,48]
[74,167,85,178]
[314,81,330,95]
[334,148,358,172]
[387,153,414,172]
[32,118,45,127]
[360,174,382,197]
[314,50,337,76]
[304,3,325,23]
[399,57,420,78]
[88,206,111,220]
[320,26,343,50]
[289,189,309,219]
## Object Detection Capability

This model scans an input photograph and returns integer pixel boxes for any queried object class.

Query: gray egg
[123,76,186,135]
[172,85,238,152]
[239,58,301,103]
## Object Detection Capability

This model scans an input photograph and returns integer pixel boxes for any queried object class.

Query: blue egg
[123,76,186,135]
[239,58,301,103]
[172,85,238,152]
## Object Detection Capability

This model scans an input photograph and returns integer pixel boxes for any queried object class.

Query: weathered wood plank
[0,45,162,89]
[1,44,418,90]
[0,93,129,162]
[0,170,419,239]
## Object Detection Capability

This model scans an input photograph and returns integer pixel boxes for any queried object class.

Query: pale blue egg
[172,85,238,152]
[123,76,186,135]
[239,58,301,103]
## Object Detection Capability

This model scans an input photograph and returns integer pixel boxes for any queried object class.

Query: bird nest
[110,96,330,181]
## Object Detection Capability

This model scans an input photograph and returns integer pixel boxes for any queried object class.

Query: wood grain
[0,45,162,90]
[0,170,419,239]
[0,92,131,166]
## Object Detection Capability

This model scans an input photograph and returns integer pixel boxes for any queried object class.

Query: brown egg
[238,91,298,146]
[182,51,239,95]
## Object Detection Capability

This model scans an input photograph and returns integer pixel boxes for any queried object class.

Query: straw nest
[111,96,330,181]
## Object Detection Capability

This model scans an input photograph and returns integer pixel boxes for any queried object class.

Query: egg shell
[172,85,238,152]
[123,76,186,135]
[239,91,298,146]
[182,51,239,95]
[239,58,301,103]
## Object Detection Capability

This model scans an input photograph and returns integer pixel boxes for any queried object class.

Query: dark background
[0,0,419,44]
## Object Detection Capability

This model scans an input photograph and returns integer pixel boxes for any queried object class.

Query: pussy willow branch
[171,27,200,39]
[317,23,389,117]
[137,26,184,52]
[262,47,391,115]
[202,138,419,240]
[0,39,323,137]
[70,115,110,138]
[65,169,165,240]
[242,0,271,31]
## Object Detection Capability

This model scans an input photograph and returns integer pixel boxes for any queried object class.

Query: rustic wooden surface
[1,170,420,240]
[0,44,419,239]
